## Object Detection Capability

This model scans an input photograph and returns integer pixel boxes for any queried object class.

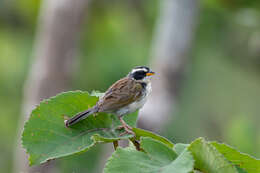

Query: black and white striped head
[129,66,155,80]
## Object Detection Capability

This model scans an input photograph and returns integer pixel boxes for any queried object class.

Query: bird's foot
[117,125,135,136]
[117,116,135,136]
[119,128,135,136]
[116,124,132,131]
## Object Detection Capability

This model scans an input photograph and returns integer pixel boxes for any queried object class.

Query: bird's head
[128,66,155,81]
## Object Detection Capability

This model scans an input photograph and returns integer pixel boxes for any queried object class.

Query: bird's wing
[97,77,143,112]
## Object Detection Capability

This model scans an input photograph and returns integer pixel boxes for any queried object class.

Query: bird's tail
[65,106,98,127]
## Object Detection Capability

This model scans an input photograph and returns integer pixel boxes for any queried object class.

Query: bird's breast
[116,82,152,116]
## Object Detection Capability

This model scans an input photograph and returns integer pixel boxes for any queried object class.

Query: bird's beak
[146,71,155,76]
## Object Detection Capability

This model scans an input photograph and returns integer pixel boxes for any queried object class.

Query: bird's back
[97,77,145,114]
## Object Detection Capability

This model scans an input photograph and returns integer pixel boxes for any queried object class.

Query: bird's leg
[117,116,135,136]
[116,117,131,130]
[117,117,133,130]
[118,116,132,130]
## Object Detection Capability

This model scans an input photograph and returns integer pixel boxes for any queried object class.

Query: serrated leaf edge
[188,137,238,173]
[21,91,97,165]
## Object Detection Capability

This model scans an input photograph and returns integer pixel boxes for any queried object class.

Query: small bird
[65,66,155,135]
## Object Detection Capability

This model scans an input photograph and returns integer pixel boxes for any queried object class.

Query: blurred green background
[0,0,260,172]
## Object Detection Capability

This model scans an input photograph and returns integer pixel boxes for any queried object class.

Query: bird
[65,66,155,135]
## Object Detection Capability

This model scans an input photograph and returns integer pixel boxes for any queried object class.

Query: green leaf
[90,90,105,98]
[140,137,177,164]
[188,137,238,173]
[133,128,174,148]
[104,137,194,173]
[162,148,194,173]
[211,142,260,173]
[22,91,138,165]
[174,143,189,155]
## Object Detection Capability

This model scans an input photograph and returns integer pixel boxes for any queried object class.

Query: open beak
[146,71,155,76]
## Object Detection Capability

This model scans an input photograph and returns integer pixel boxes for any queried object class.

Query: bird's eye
[138,71,146,75]
[132,71,146,80]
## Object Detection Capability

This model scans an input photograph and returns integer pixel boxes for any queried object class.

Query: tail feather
[65,107,97,127]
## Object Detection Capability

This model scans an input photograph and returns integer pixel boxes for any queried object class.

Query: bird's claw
[119,129,135,136]
[117,116,135,136]
[116,125,124,130]
[117,124,132,130]
[117,125,135,136]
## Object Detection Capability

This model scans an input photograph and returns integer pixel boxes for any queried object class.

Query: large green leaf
[133,127,174,148]
[174,143,189,155]
[188,138,238,173]
[22,91,138,165]
[104,137,194,173]
[211,142,260,173]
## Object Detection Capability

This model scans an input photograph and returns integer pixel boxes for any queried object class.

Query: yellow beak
[146,72,155,76]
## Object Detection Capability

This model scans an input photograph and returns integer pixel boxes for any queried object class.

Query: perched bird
[65,66,155,135]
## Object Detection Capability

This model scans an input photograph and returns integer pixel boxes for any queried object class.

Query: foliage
[188,138,238,173]
[212,142,260,173]
[104,137,193,173]
[1,1,260,172]
[22,91,260,172]
[22,91,137,165]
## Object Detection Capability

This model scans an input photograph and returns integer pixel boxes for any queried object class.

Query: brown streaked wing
[98,77,143,112]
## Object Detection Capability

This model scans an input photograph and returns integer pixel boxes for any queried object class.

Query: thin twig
[130,138,142,151]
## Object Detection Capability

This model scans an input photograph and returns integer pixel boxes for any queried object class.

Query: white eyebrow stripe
[132,68,148,73]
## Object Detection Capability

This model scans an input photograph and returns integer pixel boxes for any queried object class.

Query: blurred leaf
[225,115,256,156]
[202,0,260,10]
[104,137,194,173]
[22,91,138,166]
[188,138,238,173]
[16,0,41,25]
[212,142,260,173]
